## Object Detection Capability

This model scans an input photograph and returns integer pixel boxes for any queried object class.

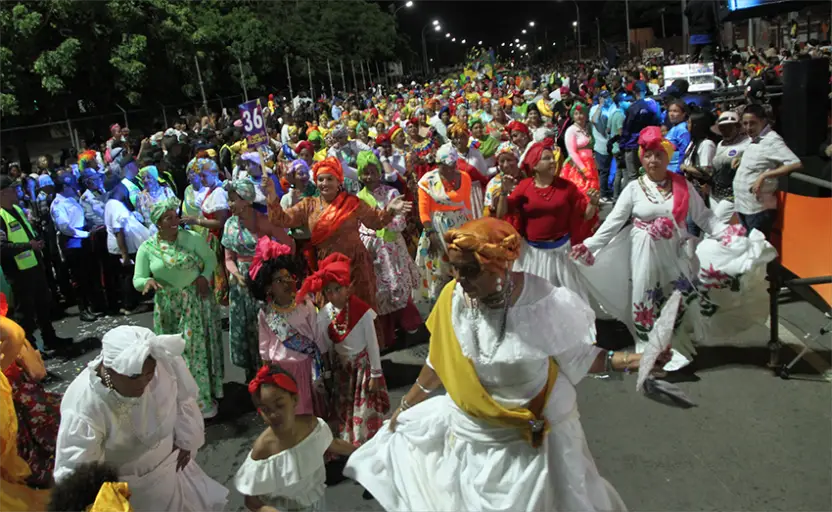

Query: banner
[663,63,716,92]
[238,99,268,148]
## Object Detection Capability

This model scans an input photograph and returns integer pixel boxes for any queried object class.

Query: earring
[496,277,503,292]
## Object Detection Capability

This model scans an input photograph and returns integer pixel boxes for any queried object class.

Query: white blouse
[583,177,727,253]
[54,356,204,481]
[201,187,229,215]
[234,418,333,510]
[318,305,382,376]
[428,274,601,422]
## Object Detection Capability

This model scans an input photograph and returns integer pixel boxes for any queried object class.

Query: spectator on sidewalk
[0,176,73,352]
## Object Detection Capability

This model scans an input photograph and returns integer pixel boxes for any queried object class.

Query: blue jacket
[620,99,661,151]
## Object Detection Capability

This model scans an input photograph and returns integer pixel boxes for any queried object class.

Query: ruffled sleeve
[168,357,205,453]
[53,412,105,483]
[234,419,332,503]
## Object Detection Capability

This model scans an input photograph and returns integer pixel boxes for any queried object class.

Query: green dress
[220,216,260,380]
[133,229,224,409]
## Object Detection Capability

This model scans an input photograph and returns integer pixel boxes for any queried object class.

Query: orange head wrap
[312,157,344,184]
[444,218,522,274]
[448,121,469,140]
[296,252,351,302]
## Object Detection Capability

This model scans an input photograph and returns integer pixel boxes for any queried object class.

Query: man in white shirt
[51,171,104,322]
[732,104,803,238]
[710,111,750,223]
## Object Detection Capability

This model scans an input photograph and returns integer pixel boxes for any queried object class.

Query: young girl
[247,237,330,419]
[234,365,355,512]
[297,253,390,447]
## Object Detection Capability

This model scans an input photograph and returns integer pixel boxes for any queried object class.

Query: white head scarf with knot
[98,326,185,376]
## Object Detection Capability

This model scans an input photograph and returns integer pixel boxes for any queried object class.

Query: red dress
[559,124,600,243]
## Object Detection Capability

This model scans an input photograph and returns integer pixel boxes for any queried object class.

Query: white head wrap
[98,326,185,376]
[436,142,459,167]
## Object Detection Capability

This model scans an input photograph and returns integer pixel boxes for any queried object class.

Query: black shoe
[79,310,98,322]
[92,310,106,318]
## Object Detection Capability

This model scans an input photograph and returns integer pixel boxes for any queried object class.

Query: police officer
[0,175,73,352]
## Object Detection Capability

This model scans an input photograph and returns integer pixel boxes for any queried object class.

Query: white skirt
[344,394,626,512]
[121,436,228,512]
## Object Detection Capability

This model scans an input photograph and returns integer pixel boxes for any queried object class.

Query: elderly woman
[181,158,230,305]
[414,143,473,306]
[136,165,176,229]
[182,162,209,238]
[327,125,371,194]
[54,326,228,511]
[449,122,490,219]
[560,102,601,242]
[280,159,316,278]
[261,157,411,347]
[221,180,266,381]
[571,127,774,371]
[133,198,224,418]
[483,142,524,218]
[346,217,670,512]
[356,151,422,347]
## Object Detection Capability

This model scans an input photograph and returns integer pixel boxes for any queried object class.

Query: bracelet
[604,350,614,374]
[400,396,412,411]
[415,380,434,394]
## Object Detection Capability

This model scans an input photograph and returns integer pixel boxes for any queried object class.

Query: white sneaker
[200,400,218,419]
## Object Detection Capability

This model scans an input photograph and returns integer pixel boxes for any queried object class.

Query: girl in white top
[297,252,391,447]
[235,365,355,512]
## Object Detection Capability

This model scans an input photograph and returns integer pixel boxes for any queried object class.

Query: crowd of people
[1,37,826,510]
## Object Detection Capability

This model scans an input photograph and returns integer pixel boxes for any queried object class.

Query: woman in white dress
[570,127,775,371]
[345,217,668,512]
[53,326,228,512]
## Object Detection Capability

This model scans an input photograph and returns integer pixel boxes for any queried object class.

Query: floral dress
[357,185,419,316]
[560,124,600,243]
[137,186,176,229]
[577,176,774,370]
[221,216,260,380]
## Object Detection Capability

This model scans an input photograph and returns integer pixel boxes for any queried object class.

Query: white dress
[234,418,333,512]
[345,275,627,512]
[577,177,775,370]
[54,358,228,512]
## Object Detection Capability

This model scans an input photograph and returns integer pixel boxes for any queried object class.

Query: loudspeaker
[781,58,830,157]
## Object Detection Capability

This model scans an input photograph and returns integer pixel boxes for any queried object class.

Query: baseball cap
[717,111,740,125]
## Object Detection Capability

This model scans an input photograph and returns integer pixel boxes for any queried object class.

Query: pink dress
[560,124,600,243]
[258,299,329,417]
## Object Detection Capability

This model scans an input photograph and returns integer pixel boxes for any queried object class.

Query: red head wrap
[407,117,420,128]
[506,120,530,136]
[312,157,344,184]
[248,365,298,396]
[248,237,293,281]
[295,140,314,156]
[637,126,688,227]
[520,138,556,176]
[375,133,390,146]
[388,125,403,141]
[296,252,351,303]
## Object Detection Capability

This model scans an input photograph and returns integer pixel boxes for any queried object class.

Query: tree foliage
[0,0,402,119]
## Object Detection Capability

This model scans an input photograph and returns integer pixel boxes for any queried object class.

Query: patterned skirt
[229,261,261,381]
[154,283,225,408]
[332,350,390,447]
[6,366,60,488]
[206,232,229,306]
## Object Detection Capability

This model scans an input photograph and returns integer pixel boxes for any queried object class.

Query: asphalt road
[41,289,831,512]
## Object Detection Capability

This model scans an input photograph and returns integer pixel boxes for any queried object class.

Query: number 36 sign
[238,100,268,148]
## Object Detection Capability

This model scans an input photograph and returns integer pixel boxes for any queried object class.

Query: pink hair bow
[248,237,293,281]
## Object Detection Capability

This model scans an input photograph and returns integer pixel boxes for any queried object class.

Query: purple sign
[238,100,268,148]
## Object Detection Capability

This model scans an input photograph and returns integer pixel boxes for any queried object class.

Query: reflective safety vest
[0,206,38,270]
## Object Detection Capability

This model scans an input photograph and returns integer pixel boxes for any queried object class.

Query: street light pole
[421,21,439,77]
[596,18,601,58]
[235,52,249,102]
[625,0,631,55]
[570,0,581,61]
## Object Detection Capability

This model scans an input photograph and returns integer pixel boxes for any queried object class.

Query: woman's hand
[388,407,404,432]
[427,231,442,257]
[173,446,191,471]
[180,216,199,227]
[231,272,247,287]
[751,174,768,195]
[386,196,412,215]
[569,243,595,266]
[586,188,600,207]
[195,276,211,298]
[655,347,672,369]
[143,279,162,294]
[263,176,278,203]
[500,174,517,195]
[368,376,382,392]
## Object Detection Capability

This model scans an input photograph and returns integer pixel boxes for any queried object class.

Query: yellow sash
[427,280,558,447]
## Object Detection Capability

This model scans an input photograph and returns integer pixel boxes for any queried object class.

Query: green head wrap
[356,151,381,179]
[308,130,323,142]
[223,179,256,202]
[139,165,160,182]
[150,196,181,225]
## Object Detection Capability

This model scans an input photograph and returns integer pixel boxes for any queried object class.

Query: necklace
[271,300,296,313]
[101,368,162,451]
[533,180,557,201]
[329,302,349,337]
[465,274,515,364]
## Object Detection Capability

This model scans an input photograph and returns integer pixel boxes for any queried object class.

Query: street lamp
[514,38,519,43]
[478,40,483,45]
[529,21,535,27]
[461,39,466,44]
[393,0,414,16]
[537,46,542,50]
[421,19,441,77]
[451,37,456,42]
[501,42,506,46]
[446,33,451,38]
[522,29,527,34]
